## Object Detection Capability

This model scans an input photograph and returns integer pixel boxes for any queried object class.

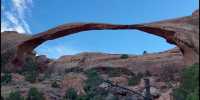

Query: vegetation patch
[19,57,39,83]
[82,70,110,100]
[1,73,12,85]
[25,71,37,83]
[1,49,15,72]
[120,54,129,59]
[64,88,78,100]
[65,67,84,73]
[128,72,144,86]
[27,87,45,100]
[51,81,60,88]
[6,91,24,100]
[173,64,199,100]
[86,67,135,77]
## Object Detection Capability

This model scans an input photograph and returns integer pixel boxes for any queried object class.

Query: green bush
[21,57,38,73]
[25,71,37,83]
[7,91,24,100]
[19,57,39,83]
[83,70,106,99]
[1,73,12,85]
[51,81,59,88]
[65,67,84,73]
[128,77,137,86]
[1,49,15,72]
[64,88,78,100]
[77,96,89,100]
[120,54,129,59]
[173,64,199,100]
[89,67,135,77]
[144,70,151,77]
[128,77,139,86]
[128,72,143,86]
[27,87,44,100]
[143,51,147,55]
[84,70,103,89]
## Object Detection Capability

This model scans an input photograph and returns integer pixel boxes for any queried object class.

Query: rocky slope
[49,47,184,76]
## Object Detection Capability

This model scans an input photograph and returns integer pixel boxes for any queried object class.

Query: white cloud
[5,12,19,25]
[12,0,33,18]
[1,21,13,32]
[36,45,80,59]
[1,0,33,34]
[1,21,26,33]
[14,25,27,33]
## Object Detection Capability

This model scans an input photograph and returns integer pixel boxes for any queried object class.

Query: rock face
[61,73,87,95]
[36,55,52,72]
[13,9,199,66]
[1,32,53,72]
[1,32,32,71]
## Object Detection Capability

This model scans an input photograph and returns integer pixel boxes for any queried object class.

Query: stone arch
[14,9,199,66]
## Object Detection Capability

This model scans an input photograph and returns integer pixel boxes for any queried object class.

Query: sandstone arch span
[14,9,199,66]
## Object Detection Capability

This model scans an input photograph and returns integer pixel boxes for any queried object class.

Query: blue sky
[1,0,199,59]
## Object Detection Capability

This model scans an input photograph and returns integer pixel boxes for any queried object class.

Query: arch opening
[34,30,176,59]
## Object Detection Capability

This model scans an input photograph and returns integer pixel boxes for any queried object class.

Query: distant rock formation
[49,47,184,76]
[13,9,199,66]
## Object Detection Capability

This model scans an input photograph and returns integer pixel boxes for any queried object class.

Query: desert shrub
[1,73,12,85]
[19,57,39,83]
[84,70,103,89]
[128,77,137,86]
[143,51,147,55]
[25,71,37,83]
[173,64,199,100]
[90,95,104,100]
[120,54,129,59]
[51,81,59,88]
[105,67,133,77]
[105,93,119,100]
[64,88,78,100]
[65,67,84,73]
[77,96,88,100]
[88,67,135,77]
[128,72,143,86]
[7,91,24,100]
[128,76,140,86]
[107,69,121,77]
[83,70,107,99]
[137,72,144,78]
[27,87,44,100]
[109,96,119,100]
[1,53,9,72]
[144,70,152,77]
[21,57,38,73]
[1,49,15,72]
